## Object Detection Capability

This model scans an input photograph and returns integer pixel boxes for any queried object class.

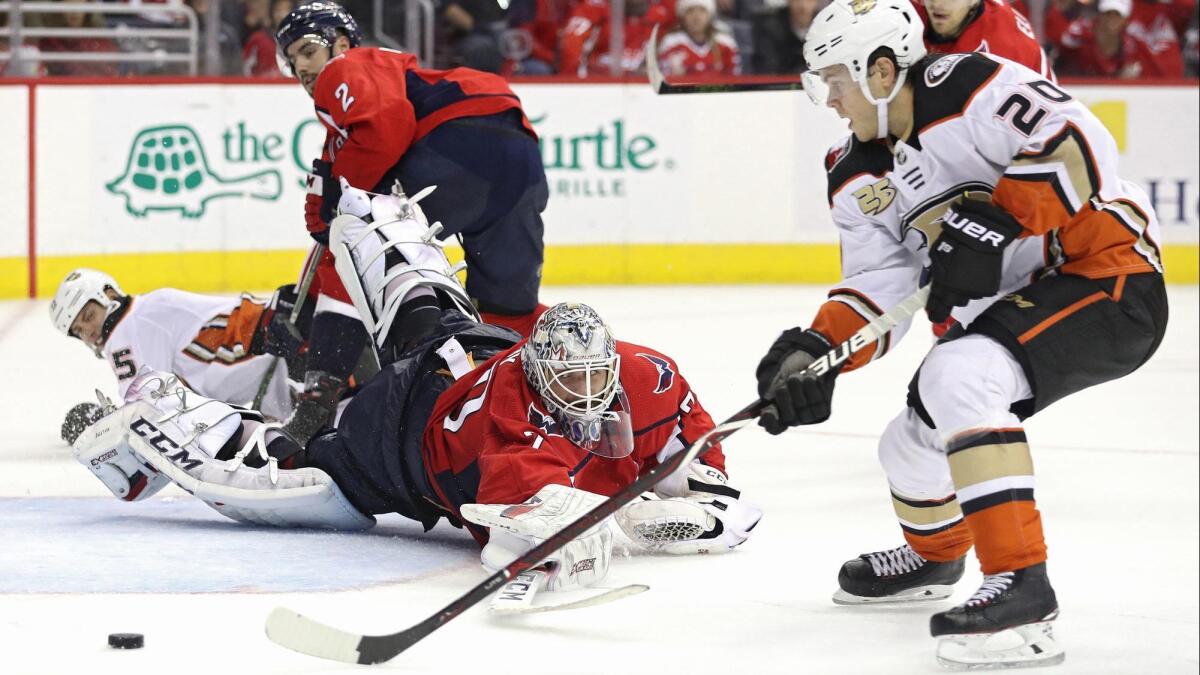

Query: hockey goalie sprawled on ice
[69,178,763,603]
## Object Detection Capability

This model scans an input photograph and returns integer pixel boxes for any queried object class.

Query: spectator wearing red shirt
[657,0,741,76]
[560,0,676,77]
[1057,0,1185,78]
[244,0,294,77]
[916,0,1053,78]
[499,0,579,75]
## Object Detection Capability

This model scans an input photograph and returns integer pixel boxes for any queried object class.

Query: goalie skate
[832,544,964,604]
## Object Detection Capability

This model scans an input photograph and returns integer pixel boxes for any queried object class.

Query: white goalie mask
[49,269,127,356]
[801,0,926,138]
[522,303,633,458]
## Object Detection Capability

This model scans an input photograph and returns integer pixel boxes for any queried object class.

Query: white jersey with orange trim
[812,52,1162,373]
[101,289,292,419]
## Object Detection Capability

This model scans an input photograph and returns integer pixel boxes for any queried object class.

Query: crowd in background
[1,0,1197,78]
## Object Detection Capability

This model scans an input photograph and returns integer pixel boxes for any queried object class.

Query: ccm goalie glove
[755,327,838,434]
[460,484,612,592]
[927,198,1023,322]
[617,461,762,554]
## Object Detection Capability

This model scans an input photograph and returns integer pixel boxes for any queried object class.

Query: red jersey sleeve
[312,50,419,193]
[619,344,729,478]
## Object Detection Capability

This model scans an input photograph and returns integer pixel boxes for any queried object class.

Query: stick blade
[646,25,666,94]
[491,584,650,616]
[265,607,368,665]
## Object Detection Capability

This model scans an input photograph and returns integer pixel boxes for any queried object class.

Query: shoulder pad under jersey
[910,53,1003,134]
[826,135,893,205]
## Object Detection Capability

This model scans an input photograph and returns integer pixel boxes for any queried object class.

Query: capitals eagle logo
[527,403,563,436]
[636,353,676,394]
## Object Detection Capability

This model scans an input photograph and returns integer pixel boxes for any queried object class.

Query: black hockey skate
[832,543,965,605]
[930,562,1064,670]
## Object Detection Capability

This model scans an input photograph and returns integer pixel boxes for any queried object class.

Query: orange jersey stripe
[811,299,875,372]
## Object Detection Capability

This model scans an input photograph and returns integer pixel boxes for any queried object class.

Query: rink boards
[0,79,1196,298]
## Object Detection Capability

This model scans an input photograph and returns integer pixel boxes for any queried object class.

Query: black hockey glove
[304,159,340,245]
[251,284,312,360]
[755,327,839,435]
[282,371,348,446]
[927,199,1024,323]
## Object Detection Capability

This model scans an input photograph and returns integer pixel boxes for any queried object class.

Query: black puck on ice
[108,633,144,649]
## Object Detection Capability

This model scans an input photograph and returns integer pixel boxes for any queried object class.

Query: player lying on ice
[71,178,763,595]
[50,271,323,434]
[752,0,1167,668]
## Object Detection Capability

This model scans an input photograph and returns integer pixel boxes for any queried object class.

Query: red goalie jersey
[423,340,727,542]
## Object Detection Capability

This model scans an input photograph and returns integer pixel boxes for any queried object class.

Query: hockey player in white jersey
[754,0,1167,669]
[50,271,301,434]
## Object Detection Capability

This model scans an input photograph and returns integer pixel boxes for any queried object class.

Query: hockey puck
[108,633,144,650]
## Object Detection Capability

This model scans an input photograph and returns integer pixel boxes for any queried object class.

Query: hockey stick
[264,285,931,665]
[252,243,324,410]
[646,25,803,95]
[488,568,649,616]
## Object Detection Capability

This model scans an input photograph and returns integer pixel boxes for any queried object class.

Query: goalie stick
[646,25,803,95]
[487,568,649,616]
[264,285,932,665]
[252,243,323,409]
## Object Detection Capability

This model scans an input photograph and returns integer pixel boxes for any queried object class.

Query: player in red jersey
[273,3,550,444]
[560,0,677,76]
[916,0,1052,78]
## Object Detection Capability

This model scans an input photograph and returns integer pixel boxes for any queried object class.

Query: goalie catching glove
[617,460,762,554]
[460,484,612,592]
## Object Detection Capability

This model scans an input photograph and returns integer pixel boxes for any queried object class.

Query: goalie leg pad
[90,371,375,530]
[73,403,173,502]
[330,184,478,354]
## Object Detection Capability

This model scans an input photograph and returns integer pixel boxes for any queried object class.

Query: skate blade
[832,584,954,605]
[935,621,1065,670]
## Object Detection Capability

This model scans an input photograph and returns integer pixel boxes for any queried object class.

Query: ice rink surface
[1,285,1196,674]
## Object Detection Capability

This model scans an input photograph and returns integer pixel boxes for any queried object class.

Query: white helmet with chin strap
[49,269,126,352]
[801,0,926,139]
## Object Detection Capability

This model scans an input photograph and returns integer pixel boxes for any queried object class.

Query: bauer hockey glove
[460,484,613,592]
[927,199,1023,323]
[755,327,839,434]
[304,159,340,245]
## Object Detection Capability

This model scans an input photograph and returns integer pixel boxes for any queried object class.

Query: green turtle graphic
[107,125,283,218]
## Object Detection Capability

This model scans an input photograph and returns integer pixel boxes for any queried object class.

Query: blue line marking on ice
[0,496,475,594]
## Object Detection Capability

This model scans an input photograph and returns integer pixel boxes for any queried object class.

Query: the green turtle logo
[107,125,283,218]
